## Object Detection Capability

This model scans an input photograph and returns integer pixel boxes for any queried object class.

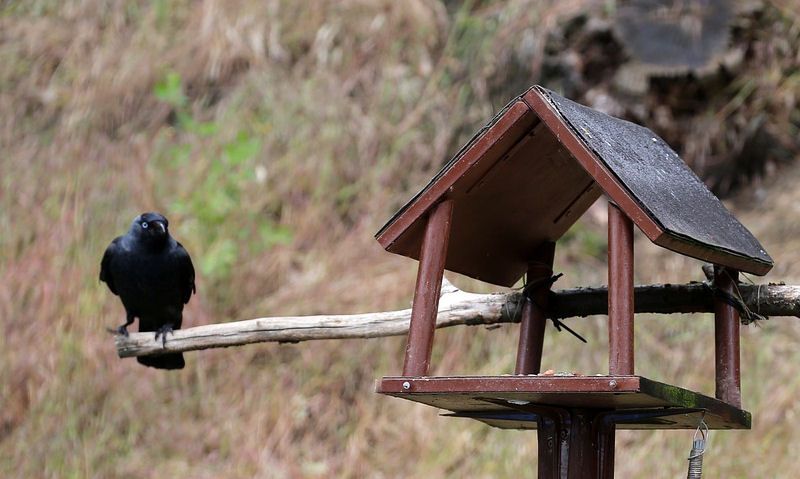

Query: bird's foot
[116,325,130,337]
[154,324,175,348]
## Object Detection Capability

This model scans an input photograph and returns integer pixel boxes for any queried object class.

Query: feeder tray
[377,375,750,430]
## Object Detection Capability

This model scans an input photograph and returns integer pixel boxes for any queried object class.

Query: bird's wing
[175,241,196,304]
[99,237,123,295]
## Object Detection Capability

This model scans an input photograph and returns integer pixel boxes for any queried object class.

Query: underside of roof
[377,86,773,286]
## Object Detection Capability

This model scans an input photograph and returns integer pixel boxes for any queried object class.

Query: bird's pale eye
[142,221,149,229]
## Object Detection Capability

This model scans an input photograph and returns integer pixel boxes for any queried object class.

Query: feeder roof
[376,86,772,286]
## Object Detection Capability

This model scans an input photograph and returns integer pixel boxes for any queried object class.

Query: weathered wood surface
[115,280,800,358]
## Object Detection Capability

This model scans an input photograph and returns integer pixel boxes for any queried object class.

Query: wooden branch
[115,280,800,358]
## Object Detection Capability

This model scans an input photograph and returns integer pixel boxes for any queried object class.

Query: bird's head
[130,212,170,247]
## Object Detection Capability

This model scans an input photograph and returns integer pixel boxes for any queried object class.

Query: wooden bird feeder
[374,86,773,477]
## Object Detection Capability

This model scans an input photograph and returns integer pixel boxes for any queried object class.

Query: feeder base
[376,375,749,430]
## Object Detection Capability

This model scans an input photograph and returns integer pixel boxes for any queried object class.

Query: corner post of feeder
[713,265,741,407]
[402,198,455,377]
[608,202,635,375]
[515,241,556,375]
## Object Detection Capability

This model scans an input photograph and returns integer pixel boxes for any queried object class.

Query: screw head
[402,381,411,390]
[609,380,618,389]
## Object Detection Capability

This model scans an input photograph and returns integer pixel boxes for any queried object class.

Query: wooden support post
[515,242,556,375]
[402,199,454,377]
[596,417,616,479]
[608,202,634,375]
[565,411,601,479]
[523,405,616,479]
[714,265,741,407]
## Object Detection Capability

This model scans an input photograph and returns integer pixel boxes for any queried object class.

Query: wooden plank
[445,409,731,430]
[377,99,601,286]
[376,375,751,430]
[376,100,534,258]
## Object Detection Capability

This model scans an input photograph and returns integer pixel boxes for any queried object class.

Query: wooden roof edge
[375,96,535,250]
[654,231,774,276]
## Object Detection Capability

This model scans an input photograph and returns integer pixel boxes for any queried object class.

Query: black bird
[100,212,195,370]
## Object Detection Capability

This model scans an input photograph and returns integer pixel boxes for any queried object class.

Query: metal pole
[515,242,556,375]
[713,265,741,407]
[402,199,454,377]
[608,203,635,375]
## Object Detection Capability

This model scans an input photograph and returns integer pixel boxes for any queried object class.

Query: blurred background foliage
[1,0,799,477]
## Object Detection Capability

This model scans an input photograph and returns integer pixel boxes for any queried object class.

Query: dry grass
[1,1,799,477]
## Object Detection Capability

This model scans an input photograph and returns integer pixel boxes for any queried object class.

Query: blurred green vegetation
[152,70,291,285]
[1,1,800,478]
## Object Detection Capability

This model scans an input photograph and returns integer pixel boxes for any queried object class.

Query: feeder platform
[377,375,749,430]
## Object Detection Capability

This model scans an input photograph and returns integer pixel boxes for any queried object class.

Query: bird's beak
[155,221,166,234]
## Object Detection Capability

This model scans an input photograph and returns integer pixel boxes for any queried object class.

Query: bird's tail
[137,316,185,370]
[137,353,185,370]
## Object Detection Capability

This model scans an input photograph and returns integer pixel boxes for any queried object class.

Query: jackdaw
[100,212,195,370]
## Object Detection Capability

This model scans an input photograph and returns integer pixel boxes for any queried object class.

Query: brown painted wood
[596,416,616,479]
[402,199,454,376]
[515,242,556,375]
[608,203,635,376]
[376,98,601,286]
[535,407,562,479]
[376,375,751,430]
[376,85,771,289]
[482,402,614,478]
[381,375,642,395]
[376,100,532,251]
[564,411,602,479]
[714,266,742,407]
[376,100,538,284]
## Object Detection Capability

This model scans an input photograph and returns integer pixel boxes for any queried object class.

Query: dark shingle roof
[377,86,772,286]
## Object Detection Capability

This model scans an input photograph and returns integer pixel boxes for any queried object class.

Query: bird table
[374,86,772,478]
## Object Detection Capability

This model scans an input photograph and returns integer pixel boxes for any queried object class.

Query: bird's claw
[154,324,175,348]
[116,325,130,337]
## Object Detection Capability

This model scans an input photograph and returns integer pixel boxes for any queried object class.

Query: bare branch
[115,280,800,358]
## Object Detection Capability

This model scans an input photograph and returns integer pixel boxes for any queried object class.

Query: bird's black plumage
[100,212,195,370]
